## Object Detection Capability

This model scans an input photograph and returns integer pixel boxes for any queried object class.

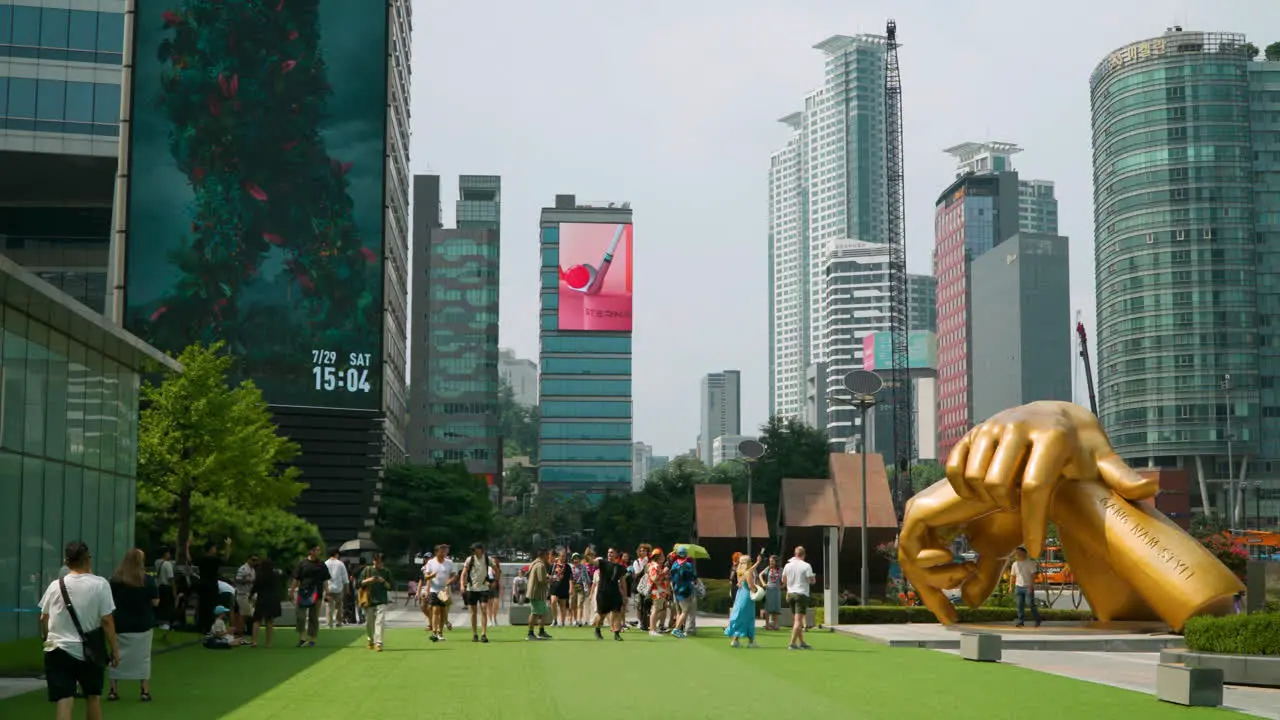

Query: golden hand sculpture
[898,401,1244,629]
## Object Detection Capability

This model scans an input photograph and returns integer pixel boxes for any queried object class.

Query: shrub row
[1183,613,1280,656]
[815,605,1095,625]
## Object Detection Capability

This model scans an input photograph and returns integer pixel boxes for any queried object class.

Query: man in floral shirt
[646,549,671,636]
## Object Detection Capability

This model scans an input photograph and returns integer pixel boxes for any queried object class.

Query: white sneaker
[649,630,661,637]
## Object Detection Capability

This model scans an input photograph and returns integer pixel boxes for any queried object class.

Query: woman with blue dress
[725,549,765,648]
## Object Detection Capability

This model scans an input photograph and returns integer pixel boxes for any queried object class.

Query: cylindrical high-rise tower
[1091,28,1257,468]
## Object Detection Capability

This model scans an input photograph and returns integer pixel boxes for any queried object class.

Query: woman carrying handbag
[725,549,766,648]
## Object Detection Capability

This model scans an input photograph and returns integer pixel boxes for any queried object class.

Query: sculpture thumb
[1096,453,1159,501]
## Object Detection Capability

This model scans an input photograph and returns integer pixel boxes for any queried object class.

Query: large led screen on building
[862,331,938,372]
[557,222,634,331]
[123,0,388,409]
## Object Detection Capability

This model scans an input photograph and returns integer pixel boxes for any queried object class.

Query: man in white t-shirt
[421,544,456,642]
[324,548,350,628]
[1009,546,1042,628]
[39,540,119,716]
[234,555,258,634]
[781,546,816,650]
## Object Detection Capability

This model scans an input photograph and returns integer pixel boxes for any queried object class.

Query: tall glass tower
[1091,28,1279,524]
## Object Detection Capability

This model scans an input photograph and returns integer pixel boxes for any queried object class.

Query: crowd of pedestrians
[34,536,820,718]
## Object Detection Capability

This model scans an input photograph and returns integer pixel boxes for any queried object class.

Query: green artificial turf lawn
[0,626,1237,719]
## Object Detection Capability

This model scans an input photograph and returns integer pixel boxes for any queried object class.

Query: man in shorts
[459,542,492,643]
[421,544,455,642]
[782,546,816,650]
[525,548,553,640]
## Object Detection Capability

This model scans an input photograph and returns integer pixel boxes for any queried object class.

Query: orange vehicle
[1225,530,1280,561]
[1034,545,1074,585]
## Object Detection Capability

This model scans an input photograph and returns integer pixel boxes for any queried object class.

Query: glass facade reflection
[1091,30,1280,525]
[0,253,177,643]
[0,4,125,64]
[408,176,501,477]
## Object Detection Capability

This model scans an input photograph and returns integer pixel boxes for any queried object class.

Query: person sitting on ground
[204,606,238,649]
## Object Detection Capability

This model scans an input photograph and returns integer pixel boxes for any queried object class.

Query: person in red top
[646,549,671,636]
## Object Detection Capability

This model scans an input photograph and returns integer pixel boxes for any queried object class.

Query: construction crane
[1075,311,1098,416]
[884,19,912,510]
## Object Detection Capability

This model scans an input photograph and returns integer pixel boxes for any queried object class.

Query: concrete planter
[779,608,816,628]
[1159,648,1280,688]
[1157,663,1223,707]
[960,632,1001,662]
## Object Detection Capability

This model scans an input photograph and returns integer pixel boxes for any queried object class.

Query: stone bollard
[959,632,1002,662]
[1156,663,1223,707]
[508,604,531,626]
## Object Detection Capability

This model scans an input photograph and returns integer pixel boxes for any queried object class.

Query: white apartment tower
[699,371,742,466]
[821,239,891,447]
[768,34,889,420]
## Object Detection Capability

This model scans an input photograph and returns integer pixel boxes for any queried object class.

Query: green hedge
[701,579,733,615]
[1184,613,1280,656]
[815,605,1095,625]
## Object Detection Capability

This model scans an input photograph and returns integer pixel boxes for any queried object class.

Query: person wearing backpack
[669,547,699,639]
[460,542,493,643]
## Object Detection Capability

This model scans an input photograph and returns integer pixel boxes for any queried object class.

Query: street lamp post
[737,440,767,555]
[828,370,885,608]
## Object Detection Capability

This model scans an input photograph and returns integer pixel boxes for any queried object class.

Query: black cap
[471,541,484,551]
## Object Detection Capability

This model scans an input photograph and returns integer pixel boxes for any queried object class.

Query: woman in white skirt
[108,548,159,702]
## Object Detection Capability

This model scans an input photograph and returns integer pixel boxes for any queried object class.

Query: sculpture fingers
[960,511,1023,608]
[983,423,1030,511]
[897,549,963,626]
[945,430,977,499]
[964,425,1001,488]
[1096,452,1158,501]
[1019,434,1072,558]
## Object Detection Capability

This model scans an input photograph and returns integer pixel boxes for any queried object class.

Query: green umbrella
[675,543,711,560]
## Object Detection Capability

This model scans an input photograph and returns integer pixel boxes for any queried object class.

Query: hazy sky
[411,0,1276,457]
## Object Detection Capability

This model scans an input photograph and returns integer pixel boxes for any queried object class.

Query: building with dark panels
[1091,29,1280,525]
[970,233,1072,423]
[907,273,937,333]
[1,0,126,314]
[538,194,634,497]
[408,175,501,479]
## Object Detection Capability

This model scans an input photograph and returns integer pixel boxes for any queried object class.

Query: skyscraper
[1,2,126,313]
[499,348,539,407]
[699,370,742,465]
[105,0,413,543]
[409,175,501,479]
[1091,29,1279,524]
[933,142,1057,460]
[538,194,635,496]
[970,232,1072,423]
[907,273,937,332]
[769,34,888,420]
[821,239,890,447]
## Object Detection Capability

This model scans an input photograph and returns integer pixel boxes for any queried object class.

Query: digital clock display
[312,349,375,394]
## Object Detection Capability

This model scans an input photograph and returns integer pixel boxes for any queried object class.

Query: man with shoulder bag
[39,540,120,720]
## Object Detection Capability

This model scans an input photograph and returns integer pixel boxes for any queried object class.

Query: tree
[741,415,831,524]
[1267,42,1280,62]
[137,493,322,571]
[590,460,703,553]
[138,343,303,556]
[1242,42,1260,60]
[887,462,946,494]
[498,379,538,458]
[375,463,494,560]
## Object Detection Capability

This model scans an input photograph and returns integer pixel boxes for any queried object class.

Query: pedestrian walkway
[937,648,1280,719]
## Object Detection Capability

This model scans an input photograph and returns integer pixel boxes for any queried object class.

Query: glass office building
[538,195,633,496]
[408,175,501,479]
[0,253,178,643]
[1091,29,1280,524]
[1,0,126,315]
